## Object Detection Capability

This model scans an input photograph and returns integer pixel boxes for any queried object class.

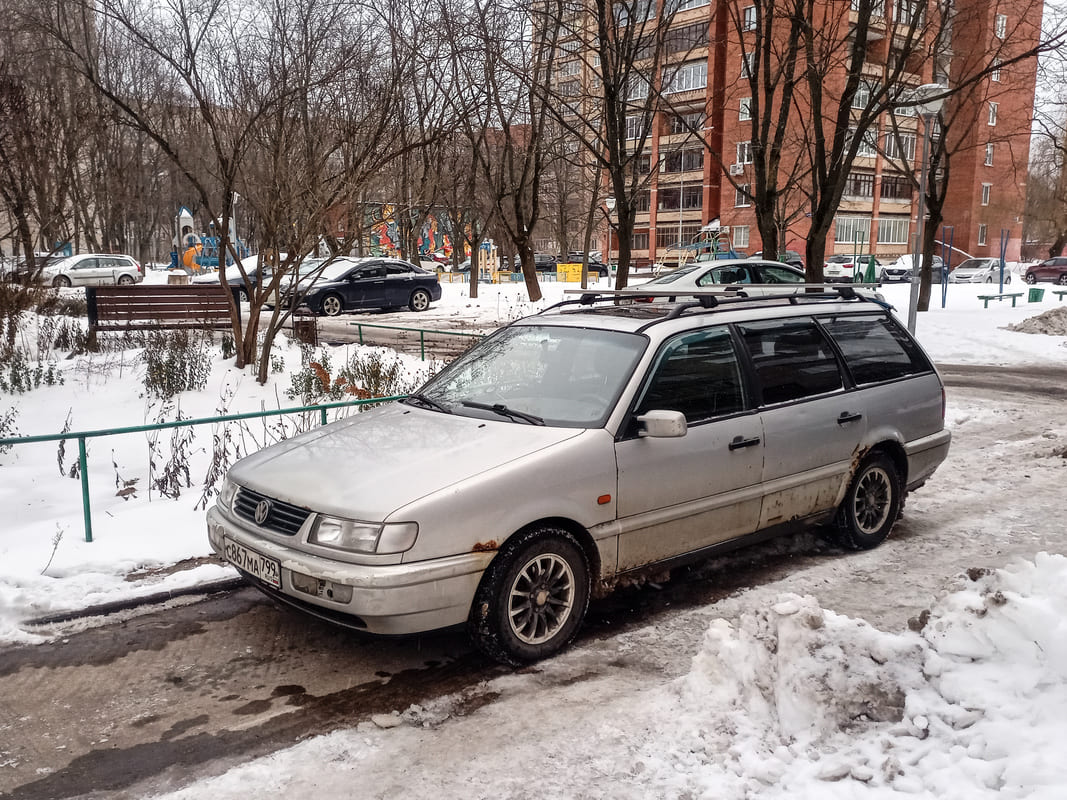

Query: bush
[0,344,64,394]
[141,329,212,399]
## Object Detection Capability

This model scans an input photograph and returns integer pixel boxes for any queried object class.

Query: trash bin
[293,316,318,345]
[1028,287,1045,303]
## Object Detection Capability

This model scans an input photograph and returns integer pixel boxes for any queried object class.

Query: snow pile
[152,554,1067,799]
[1006,305,1067,336]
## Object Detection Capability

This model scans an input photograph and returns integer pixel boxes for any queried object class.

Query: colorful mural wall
[367,204,453,258]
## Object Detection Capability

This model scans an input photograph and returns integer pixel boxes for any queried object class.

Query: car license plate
[223,538,281,589]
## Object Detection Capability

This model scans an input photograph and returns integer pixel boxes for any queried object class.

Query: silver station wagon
[207,288,951,664]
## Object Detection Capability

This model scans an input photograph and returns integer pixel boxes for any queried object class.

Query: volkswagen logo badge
[254,499,272,525]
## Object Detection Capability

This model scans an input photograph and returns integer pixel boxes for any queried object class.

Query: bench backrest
[87,284,238,329]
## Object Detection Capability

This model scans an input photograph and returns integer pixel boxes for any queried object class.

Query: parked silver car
[207,288,951,664]
[948,257,1011,284]
[42,253,143,287]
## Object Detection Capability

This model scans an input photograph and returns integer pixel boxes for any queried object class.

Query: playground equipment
[170,206,249,272]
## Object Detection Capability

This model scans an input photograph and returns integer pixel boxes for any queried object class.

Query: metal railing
[0,396,403,543]
[348,322,486,360]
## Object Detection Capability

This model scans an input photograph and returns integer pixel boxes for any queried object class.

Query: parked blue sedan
[299,257,442,316]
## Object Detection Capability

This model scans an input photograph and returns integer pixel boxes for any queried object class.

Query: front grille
[234,487,312,536]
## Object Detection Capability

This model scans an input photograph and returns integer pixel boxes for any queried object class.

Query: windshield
[415,324,647,427]
[316,259,364,281]
[956,259,990,270]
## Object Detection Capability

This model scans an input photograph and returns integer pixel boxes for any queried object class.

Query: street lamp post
[605,196,616,270]
[907,84,947,335]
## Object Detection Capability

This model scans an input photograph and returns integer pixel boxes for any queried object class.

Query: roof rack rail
[556,284,891,308]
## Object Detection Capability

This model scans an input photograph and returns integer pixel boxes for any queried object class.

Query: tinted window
[697,265,752,285]
[818,313,932,384]
[635,327,745,423]
[385,263,413,275]
[739,318,843,405]
[759,265,805,284]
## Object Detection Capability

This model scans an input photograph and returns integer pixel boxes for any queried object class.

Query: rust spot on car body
[472,540,498,552]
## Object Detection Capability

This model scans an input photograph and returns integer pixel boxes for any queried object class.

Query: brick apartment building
[562,0,1039,267]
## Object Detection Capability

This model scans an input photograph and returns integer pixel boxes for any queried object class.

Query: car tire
[117,274,135,286]
[468,526,590,666]
[52,275,71,288]
[320,293,344,316]
[985,276,993,283]
[409,288,432,312]
[1025,273,1036,284]
[237,287,249,304]
[832,452,902,551]
[1006,276,1011,284]
[1059,274,1067,286]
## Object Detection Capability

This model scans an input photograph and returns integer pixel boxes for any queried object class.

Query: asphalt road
[1,364,1064,799]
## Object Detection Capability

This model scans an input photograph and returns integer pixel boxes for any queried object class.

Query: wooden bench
[86,284,238,346]
[977,292,1024,308]
[1053,290,1067,302]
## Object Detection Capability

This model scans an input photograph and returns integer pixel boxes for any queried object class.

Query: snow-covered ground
[2,268,1067,798]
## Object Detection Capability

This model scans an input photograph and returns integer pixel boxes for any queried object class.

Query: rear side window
[739,318,843,405]
[635,327,745,423]
[818,313,932,384]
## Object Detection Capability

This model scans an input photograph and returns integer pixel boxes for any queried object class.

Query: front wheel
[832,453,902,550]
[1025,273,1037,284]
[319,293,344,316]
[409,288,432,312]
[985,276,993,283]
[469,527,590,665]
[1058,274,1067,286]
[52,275,71,288]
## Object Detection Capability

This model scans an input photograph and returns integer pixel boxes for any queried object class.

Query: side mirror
[636,410,687,438]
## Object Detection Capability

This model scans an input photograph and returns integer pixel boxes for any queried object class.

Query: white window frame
[677,0,709,9]
[736,141,753,164]
[627,75,650,100]
[664,61,707,94]
[991,59,1001,81]
[850,126,879,158]
[988,101,998,126]
[733,225,750,248]
[884,131,916,161]
[625,115,649,140]
[978,223,988,245]
[985,143,994,166]
[558,60,581,78]
[995,14,1007,39]
[835,215,873,245]
[739,97,752,121]
[742,5,757,31]
[982,183,991,206]
[735,184,751,207]
[741,51,755,78]
[876,216,910,245]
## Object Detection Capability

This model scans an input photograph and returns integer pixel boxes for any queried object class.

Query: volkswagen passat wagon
[207,287,951,664]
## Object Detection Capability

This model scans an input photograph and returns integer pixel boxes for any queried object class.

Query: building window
[735,184,751,207]
[666,22,709,53]
[737,140,754,164]
[676,0,710,9]
[633,230,650,250]
[994,14,1006,39]
[985,143,994,165]
[664,61,707,94]
[733,225,750,248]
[656,223,703,249]
[658,185,703,210]
[635,154,652,174]
[558,60,581,77]
[742,5,757,30]
[617,0,655,26]
[835,215,872,245]
[877,216,910,244]
[558,80,580,97]
[982,183,991,205]
[978,223,988,245]
[627,75,650,100]
[663,148,703,172]
[991,59,1001,81]
[852,0,886,14]
[988,102,998,126]
[741,51,755,78]
[844,171,875,198]
[626,115,649,140]
[850,126,879,158]
[739,97,752,121]
[851,80,876,109]
[898,0,924,27]
[669,111,704,134]
[884,131,916,161]
[880,174,913,200]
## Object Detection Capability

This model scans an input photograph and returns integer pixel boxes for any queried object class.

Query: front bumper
[207,505,494,635]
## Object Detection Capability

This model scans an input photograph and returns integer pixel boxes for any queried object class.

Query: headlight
[218,477,238,511]
[310,517,418,554]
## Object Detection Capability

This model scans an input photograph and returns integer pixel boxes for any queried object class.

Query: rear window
[738,318,843,405]
[817,313,932,384]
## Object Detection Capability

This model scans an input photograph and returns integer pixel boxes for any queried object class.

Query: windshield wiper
[404,393,452,414]
[460,400,544,426]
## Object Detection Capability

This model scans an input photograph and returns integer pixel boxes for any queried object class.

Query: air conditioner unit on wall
[729,163,744,175]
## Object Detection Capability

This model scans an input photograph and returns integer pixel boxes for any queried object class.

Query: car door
[614,325,764,571]
[343,262,388,308]
[382,262,417,306]
[736,316,864,528]
[754,263,806,286]
[68,257,99,286]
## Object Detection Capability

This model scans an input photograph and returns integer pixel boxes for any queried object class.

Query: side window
[634,327,745,423]
[385,264,412,275]
[74,258,96,270]
[759,265,804,284]
[739,318,843,405]
[699,265,751,285]
[818,313,932,384]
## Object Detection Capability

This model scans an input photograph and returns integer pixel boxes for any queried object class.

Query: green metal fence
[348,322,485,360]
[0,396,403,543]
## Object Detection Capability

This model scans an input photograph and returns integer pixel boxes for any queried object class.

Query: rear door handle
[729,435,761,450]
[837,412,863,425]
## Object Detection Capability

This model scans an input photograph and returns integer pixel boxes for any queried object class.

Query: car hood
[227,403,584,521]
[954,267,992,276]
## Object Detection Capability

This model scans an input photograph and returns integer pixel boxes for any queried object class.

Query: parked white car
[948,257,1011,284]
[42,254,143,287]
[208,288,950,664]
[639,259,807,296]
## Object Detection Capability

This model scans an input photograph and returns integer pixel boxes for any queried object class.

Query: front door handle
[729,435,761,450]
[837,412,863,425]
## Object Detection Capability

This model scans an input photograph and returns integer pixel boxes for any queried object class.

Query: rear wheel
[320,293,344,316]
[52,275,71,288]
[409,288,432,312]
[833,453,902,550]
[117,274,135,286]
[469,527,590,665]
[1059,274,1067,286]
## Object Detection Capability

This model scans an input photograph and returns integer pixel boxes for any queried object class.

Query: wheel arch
[859,439,908,488]
[480,516,603,589]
